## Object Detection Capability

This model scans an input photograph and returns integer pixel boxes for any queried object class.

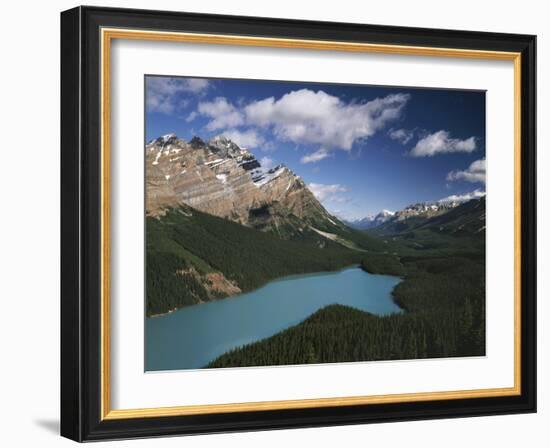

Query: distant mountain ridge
[344,209,395,230]
[346,194,484,231]
[369,196,486,237]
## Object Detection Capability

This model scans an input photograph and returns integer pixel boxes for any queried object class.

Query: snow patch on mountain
[161,133,177,143]
[152,150,162,166]
[252,165,287,187]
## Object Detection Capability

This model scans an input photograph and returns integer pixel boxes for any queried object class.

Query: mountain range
[344,209,395,230]
[367,197,486,236]
[145,134,486,316]
[345,195,484,231]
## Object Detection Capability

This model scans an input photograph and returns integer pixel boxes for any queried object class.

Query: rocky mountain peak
[145,134,335,237]
[344,209,395,230]
[189,136,206,149]
[207,135,244,158]
[250,164,287,186]
[378,209,395,218]
[148,133,179,146]
[399,201,460,218]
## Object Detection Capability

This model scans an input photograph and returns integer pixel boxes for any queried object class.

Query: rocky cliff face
[145,134,338,235]
[392,201,459,222]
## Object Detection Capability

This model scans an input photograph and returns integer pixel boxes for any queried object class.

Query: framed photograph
[60,6,536,442]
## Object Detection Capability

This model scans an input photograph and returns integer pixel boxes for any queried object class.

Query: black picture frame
[61,5,536,442]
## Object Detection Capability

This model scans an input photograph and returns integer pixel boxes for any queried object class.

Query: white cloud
[259,156,274,170]
[389,128,414,144]
[447,158,486,184]
[300,148,331,164]
[186,111,198,122]
[244,90,410,156]
[438,189,486,204]
[308,183,349,201]
[328,208,362,222]
[410,130,476,157]
[329,196,353,204]
[185,78,211,92]
[197,97,245,131]
[222,129,265,149]
[177,98,190,110]
[146,77,210,114]
[189,89,410,161]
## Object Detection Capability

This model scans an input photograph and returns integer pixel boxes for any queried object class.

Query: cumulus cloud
[185,111,198,122]
[438,189,486,204]
[260,156,275,170]
[222,128,265,149]
[410,130,476,157]
[189,89,411,161]
[308,183,349,201]
[328,209,358,221]
[447,158,486,184]
[301,148,331,164]
[389,128,414,144]
[185,78,211,92]
[197,97,245,131]
[329,196,353,204]
[146,77,210,114]
[244,90,410,155]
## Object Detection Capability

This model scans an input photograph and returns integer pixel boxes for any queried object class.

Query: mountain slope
[416,196,486,236]
[146,134,264,220]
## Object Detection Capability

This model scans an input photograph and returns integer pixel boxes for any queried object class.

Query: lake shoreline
[147,263,368,319]
[146,266,402,371]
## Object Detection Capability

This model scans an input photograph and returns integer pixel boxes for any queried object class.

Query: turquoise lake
[145,266,402,371]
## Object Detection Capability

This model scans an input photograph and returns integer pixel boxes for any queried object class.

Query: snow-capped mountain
[393,201,460,220]
[145,134,340,235]
[345,210,395,230]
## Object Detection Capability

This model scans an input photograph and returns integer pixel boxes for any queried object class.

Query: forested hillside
[146,205,378,316]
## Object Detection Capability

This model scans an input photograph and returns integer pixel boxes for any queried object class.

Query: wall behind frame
[0,0,545,447]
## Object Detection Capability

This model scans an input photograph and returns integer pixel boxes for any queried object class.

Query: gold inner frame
[100,27,522,420]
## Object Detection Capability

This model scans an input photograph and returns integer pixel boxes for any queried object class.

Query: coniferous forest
[146,206,368,316]
[208,252,485,367]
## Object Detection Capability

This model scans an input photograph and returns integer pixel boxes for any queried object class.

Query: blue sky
[145,75,486,220]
